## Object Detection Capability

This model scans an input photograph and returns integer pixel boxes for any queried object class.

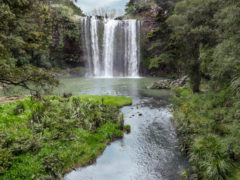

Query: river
[56,77,188,180]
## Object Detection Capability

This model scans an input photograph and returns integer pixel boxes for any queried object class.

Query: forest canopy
[0,0,83,94]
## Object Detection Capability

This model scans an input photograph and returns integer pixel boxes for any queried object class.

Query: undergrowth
[0,95,132,179]
[172,88,240,180]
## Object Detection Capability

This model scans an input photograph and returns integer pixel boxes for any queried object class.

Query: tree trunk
[189,61,201,93]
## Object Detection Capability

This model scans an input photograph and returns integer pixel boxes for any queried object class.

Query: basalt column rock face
[80,16,141,77]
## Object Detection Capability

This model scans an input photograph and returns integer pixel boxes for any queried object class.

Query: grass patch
[0,95,132,179]
[69,95,132,107]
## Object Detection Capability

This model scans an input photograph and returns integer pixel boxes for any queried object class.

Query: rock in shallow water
[147,76,189,89]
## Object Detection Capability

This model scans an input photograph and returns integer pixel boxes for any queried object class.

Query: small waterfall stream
[80,17,141,77]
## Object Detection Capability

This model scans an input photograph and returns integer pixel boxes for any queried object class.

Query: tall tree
[0,0,59,94]
[168,0,220,92]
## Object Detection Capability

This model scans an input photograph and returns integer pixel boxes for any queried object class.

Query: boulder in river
[147,76,189,89]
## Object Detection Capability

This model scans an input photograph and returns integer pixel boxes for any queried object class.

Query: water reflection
[57,77,168,98]
[61,78,188,180]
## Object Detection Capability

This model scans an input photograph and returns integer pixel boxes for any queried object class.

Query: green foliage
[69,95,133,107]
[140,0,240,178]
[143,0,240,92]
[191,135,233,179]
[125,0,153,15]
[124,125,131,134]
[50,3,83,69]
[229,169,240,180]
[172,88,240,179]
[211,38,240,89]
[0,0,84,92]
[0,95,131,179]
[141,0,181,76]
[54,4,75,18]
[0,64,59,95]
[51,0,83,15]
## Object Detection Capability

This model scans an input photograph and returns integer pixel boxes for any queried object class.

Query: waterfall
[103,19,119,77]
[90,16,101,76]
[126,20,141,77]
[81,17,92,75]
[80,16,140,77]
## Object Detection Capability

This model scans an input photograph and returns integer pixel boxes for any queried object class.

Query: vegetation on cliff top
[0,95,132,179]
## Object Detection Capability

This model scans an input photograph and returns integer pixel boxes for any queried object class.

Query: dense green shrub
[172,88,240,179]
[0,95,131,179]
[124,125,131,134]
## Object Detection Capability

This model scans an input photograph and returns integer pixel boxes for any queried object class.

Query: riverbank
[0,95,132,179]
[0,95,29,104]
[172,87,240,179]
[64,77,187,180]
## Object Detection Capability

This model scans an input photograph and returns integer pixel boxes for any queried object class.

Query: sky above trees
[74,0,129,15]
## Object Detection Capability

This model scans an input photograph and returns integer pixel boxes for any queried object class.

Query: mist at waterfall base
[81,16,141,78]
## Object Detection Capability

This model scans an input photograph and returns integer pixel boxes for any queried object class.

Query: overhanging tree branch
[0,64,59,95]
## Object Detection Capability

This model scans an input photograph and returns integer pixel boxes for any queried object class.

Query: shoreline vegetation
[172,87,240,180]
[125,0,240,179]
[0,95,132,179]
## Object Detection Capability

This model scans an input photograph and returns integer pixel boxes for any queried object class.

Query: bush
[0,95,132,179]
[124,125,131,134]
[173,87,240,179]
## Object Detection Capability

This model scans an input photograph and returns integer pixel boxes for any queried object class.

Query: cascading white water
[81,17,92,75]
[126,20,140,77]
[90,16,101,76]
[80,16,140,77]
[103,19,119,77]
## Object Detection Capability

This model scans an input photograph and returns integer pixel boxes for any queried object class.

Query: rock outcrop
[147,76,189,89]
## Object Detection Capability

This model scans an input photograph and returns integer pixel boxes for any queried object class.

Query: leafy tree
[125,0,154,15]
[210,3,240,94]
[146,0,181,75]
[0,64,59,95]
[0,0,59,94]
[167,0,221,92]
[0,0,84,94]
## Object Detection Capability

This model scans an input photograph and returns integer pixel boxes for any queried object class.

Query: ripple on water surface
[61,78,188,180]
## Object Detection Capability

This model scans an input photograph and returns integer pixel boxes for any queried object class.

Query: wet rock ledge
[147,76,189,89]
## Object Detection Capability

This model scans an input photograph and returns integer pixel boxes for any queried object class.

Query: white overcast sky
[74,0,130,15]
